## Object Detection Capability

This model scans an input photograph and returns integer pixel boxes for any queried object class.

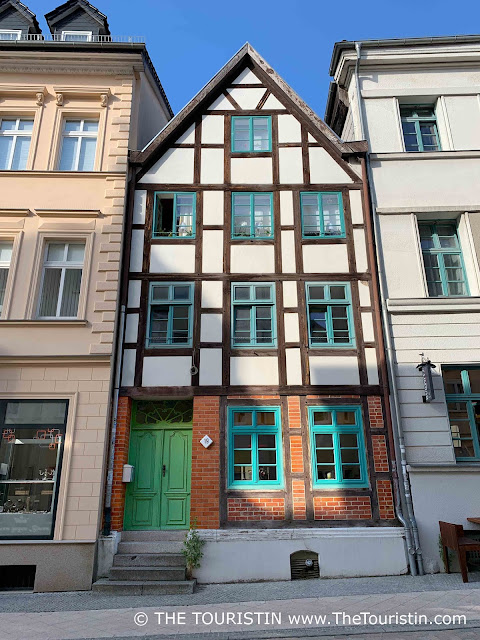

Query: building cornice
[387,297,480,314]
[0,354,111,365]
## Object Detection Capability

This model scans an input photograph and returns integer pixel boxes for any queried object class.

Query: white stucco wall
[231,245,275,273]
[230,357,279,386]
[141,148,194,184]
[309,356,360,385]
[143,356,192,386]
[150,244,196,273]
[201,281,223,308]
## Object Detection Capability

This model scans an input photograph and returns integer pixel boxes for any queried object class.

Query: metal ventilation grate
[290,551,320,580]
[0,566,36,591]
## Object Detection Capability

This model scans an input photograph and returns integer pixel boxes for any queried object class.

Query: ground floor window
[443,367,480,460]
[0,400,68,538]
[228,406,283,488]
[309,406,368,488]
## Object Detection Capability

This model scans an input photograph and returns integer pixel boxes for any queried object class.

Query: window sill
[387,297,480,314]
[370,151,480,161]
[0,319,88,327]
[408,463,480,473]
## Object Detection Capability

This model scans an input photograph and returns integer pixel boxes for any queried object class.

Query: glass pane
[402,121,419,152]
[18,120,33,132]
[340,433,358,447]
[258,434,276,448]
[342,465,361,479]
[468,370,480,395]
[341,449,359,463]
[78,137,97,171]
[233,306,251,344]
[0,268,8,314]
[38,268,61,317]
[443,369,464,395]
[64,120,81,132]
[330,286,347,300]
[443,253,462,269]
[0,120,17,131]
[171,306,190,343]
[0,136,13,170]
[419,226,434,250]
[337,412,356,426]
[59,269,82,317]
[453,440,475,458]
[315,433,333,447]
[83,121,99,132]
[10,135,31,170]
[175,194,194,237]
[234,450,251,464]
[173,285,190,300]
[308,286,324,301]
[317,465,335,480]
[253,118,269,151]
[234,465,252,481]
[256,412,276,426]
[233,412,252,426]
[149,306,168,344]
[309,305,328,344]
[151,285,169,301]
[0,242,13,264]
[233,119,251,152]
[66,244,85,263]
[234,286,250,301]
[447,281,467,296]
[233,434,251,448]
[46,243,66,262]
[255,286,271,300]
[322,193,342,235]
[313,412,332,425]
[59,136,77,170]
[420,123,439,151]
[5,401,67,425]
[258,450,276,464]
[437,226,457,249]
[259,466,277,481]
[316,449,334,463]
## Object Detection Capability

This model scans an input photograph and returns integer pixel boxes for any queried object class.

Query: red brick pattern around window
[368,396,384,428]
[377,479,396,520]
[290,435,304,473]
[110,396,132,531]
[227,497,286,521]
[372,434,390,473]
[313,496,372,520]
[287,396,301,429]
[292,478,307,519]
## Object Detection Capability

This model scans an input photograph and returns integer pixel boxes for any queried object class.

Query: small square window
[232,116,271,152]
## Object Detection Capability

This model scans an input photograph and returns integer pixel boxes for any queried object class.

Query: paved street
[0,574,480,640]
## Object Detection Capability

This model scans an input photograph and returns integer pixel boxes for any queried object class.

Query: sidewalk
[0,573,479,640]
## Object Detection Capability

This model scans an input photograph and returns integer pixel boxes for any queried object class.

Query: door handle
[162,465,166,477]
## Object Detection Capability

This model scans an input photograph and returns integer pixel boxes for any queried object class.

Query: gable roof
[45,0,109,35]
[132,43,366,174]
[0,0,41,32]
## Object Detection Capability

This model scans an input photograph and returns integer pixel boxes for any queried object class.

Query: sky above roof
[27,0,479,118]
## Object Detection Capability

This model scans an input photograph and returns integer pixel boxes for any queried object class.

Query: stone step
[114,553,186,568]
[109,566,186,581]
[117,541,184,554]
[92,579,195,595]
[121,530,187,542]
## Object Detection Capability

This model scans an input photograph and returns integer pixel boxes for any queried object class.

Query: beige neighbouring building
[0,0,171,591]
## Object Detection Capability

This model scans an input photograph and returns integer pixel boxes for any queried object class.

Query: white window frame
[36,241,86,319]
[0,117,34,170]
[0,240,13,317]
[58,118,98,171]
[0,30,21,41]
[61,31,93,42]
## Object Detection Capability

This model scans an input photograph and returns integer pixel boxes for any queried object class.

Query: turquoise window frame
[443,367,480,461]
[300,192,345,239]
[308,406,368,489]
[419,221,469,297]
[231,282,276,348]
[231,116,272,153]
[153,192,196,239]
[228,406,283,488]
[146,282,194,348]
[305,282,355,348]
[231,192,274,239]
[400,105,441,152]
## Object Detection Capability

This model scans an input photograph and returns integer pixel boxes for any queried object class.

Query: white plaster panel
[129,229,144,273]
[302,244,349,273]
[231,68,262,84]
[133,190,146,224]
[174,124,195,145]
[143,356,192,386]
[279,147,303,184]
[150,244,195,273]
[124,313,138,344]
[283,281,298,307]
[309,147,353,184]
[202,230,224,273]
[286,348,302,386]
[361,312,375,343]
[349,190,364,225]
[307,133,316,143]
[281,230,296,273]
[262,94,284,110]
[280,190,294,225]
[201,149,224,184]
[200,349,222,386]
[203,191,224,225]
[201,115,224,145]
[364,98,403,153]
[141,147,194,184]
[309,356,360,385]
[127,280,141,308]
[365,348,379,385]
[278,115,302,143]
[445,95,480,150]
[121,349,136,387]
[353,228,369,273]
[208,94,235,110]
[231,158,273,184]
[358,281,371,307]
[201,280,223,308]
[200,314,222,342]
[230,357,279,386]
[284,313,300,342]
[231,245,275,273]
[227,87,266,110]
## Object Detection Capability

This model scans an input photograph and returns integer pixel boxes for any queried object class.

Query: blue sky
[32,0,478,117]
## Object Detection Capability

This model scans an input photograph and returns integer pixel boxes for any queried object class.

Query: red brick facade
[368,396,384,428]
[377,479,395,520]
[372,434,390,473]
[313,496,372,520]
[110,396,132,531]
[290,435,304,473]
[292,478,307,520]
[227,497,285,521]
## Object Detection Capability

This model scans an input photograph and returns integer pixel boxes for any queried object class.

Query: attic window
[0,30,21,41]
[61,31,92,42]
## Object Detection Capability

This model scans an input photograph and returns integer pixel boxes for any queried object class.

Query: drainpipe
[354,42,424,575]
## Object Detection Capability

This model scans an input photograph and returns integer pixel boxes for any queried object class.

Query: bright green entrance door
[124,427,192,530]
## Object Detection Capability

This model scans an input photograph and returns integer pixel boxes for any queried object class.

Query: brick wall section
[292,479,307,520]
[368,396,384,428]
[377,480,395,519]
[287,396,301,429]
[110,396,132,531]
[313,496,372,520]
[227,497,285,521]
[190,396,220,529]
[372,434,390,473]
[290,435,304,473]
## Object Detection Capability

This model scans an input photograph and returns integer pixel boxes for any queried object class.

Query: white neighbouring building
[326,36,480,573]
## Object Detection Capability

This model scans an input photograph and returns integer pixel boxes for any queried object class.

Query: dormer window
[61,31,92,42]
[0,30,21,41]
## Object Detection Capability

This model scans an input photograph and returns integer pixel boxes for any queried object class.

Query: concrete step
[92,579,195,595]
[121,530,186,542]
[117,541,184,554]
[114,553,186,568]
[109,566,186,581]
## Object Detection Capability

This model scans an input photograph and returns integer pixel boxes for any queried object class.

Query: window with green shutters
[147,283,194,347]
[232,192,273,239]
[231,283,276,347]
[301,192,345,238]
[306,283,355,348]
[419,222,469,297]
[443,368,480,461]
[231,116,271,152]
[400,105,440,152]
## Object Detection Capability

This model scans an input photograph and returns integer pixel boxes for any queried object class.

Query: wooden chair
[439,521,480,583]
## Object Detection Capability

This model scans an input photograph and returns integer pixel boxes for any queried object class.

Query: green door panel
[160,430,192,529]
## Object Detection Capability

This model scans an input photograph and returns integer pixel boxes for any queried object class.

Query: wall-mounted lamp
[416,353,436,403]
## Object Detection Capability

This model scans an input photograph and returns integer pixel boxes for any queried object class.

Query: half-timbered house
[105,44,406,587]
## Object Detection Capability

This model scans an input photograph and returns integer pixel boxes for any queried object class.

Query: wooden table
[467,518,480,524]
